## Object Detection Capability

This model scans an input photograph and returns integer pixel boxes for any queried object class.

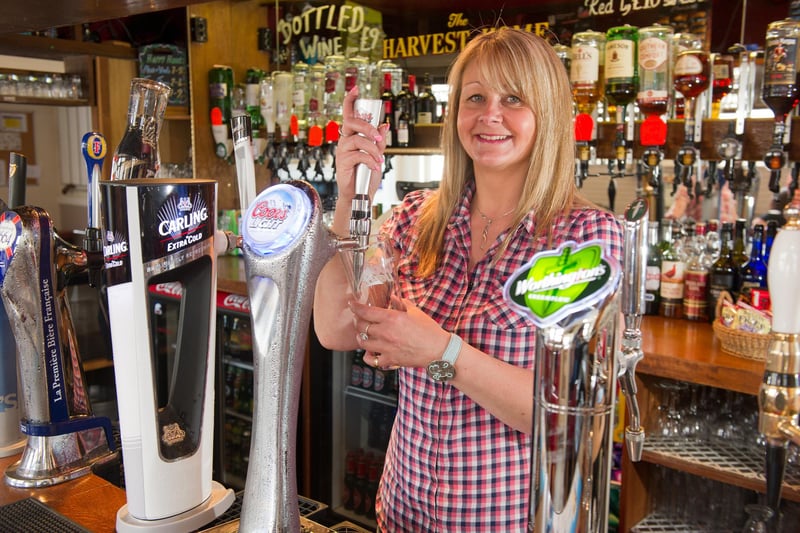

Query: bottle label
[766,37,799,85]
[674,54,703,76]
[351,363,363,386]
[638,37,669,72]
[361,365,374,389]
[397,123,409,145]
[645,265,661,291]
[684,269,709,320]
[209,82,228,99]
[659,260,685,299]
[570,45,600,83]
[373,368,386,392]
[605,40,635,79]
[417,111,433,125]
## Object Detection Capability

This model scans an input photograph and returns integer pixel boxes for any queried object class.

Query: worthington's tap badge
[503,240,620,328]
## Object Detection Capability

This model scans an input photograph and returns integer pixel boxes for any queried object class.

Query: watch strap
[426,333,462,382]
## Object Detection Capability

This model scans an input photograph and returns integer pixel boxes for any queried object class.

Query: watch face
[427,360,455,382]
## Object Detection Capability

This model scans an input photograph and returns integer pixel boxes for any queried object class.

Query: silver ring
[359,332,368,342]
[364,323,372,336]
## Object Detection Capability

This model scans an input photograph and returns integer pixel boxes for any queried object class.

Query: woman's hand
[348,297,450,370]
[335,86,390,203]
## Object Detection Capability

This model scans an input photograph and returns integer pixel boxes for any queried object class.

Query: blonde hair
[415,27,588,276]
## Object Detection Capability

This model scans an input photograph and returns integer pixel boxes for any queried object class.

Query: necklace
[475,205,515,250]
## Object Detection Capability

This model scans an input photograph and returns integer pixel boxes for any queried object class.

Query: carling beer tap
[102,79,234,531]
[762,19,800,197]
[758,192,800,531]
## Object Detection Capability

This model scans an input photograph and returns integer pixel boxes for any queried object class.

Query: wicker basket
[712,319,770,361]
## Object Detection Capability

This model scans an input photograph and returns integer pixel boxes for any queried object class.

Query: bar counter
[0,453,125,532]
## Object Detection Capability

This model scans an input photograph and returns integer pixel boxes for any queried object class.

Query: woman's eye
[505,95,522,105]
[466,93,483,103]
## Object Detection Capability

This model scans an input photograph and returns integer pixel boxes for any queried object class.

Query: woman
[314,27,624,532]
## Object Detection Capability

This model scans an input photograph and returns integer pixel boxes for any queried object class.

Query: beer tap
[618,198,648,462]
[80,133,106,288]
[759,192,800,531]
[348,98,383,291]
[231,115,258,214]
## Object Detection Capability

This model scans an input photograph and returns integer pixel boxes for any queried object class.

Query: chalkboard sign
[138,44,188,106]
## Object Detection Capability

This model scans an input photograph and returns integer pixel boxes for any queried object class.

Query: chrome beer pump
[223,113,337,531]
[0,147,118,488]
[0,152,27,458]
[102,78,234,531]
[758,192,800,531]
[505,199,647,532]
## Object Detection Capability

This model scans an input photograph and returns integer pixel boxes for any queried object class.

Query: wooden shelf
[83,358,113,372]
[0,35,137,60]
[0,95,90,106]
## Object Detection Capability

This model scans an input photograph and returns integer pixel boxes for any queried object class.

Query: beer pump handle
[759,191,800,518]
[231,114,257,215]
[619,197,648,462]
[8,152,26,209]
[81,133,107,288]
[348,98,383,291]
[81,133,106,230]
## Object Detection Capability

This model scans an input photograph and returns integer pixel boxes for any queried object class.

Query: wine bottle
[684,222,710,322]
[645,221,661,315]
[604,25,639,108]
[740,223,768,302]
[380,72,396,148]
[708,222,736,321]
[416,72,437,125]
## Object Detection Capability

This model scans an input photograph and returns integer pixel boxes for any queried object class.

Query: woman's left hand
[349,298,451,370]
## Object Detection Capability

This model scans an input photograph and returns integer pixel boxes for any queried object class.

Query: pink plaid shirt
[375,182,624,532]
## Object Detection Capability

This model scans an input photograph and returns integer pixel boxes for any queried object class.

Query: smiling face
[456,61,536,180]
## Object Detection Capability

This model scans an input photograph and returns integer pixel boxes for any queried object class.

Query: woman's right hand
[335,86,388,202]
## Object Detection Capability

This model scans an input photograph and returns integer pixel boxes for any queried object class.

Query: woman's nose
[479,98,503,123]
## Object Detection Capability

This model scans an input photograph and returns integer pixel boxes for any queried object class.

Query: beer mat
[0,498,90,533]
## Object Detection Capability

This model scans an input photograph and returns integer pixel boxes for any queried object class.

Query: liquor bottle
[659,220,685,319]
[415,72,437,125]
[673,48,710,141]
[645,221,661,315]
[604,25,639,109]
[245,67,265,136]
[395,75,415,147]
[740,224,768,302]
[711,53,734,118]
[707,222,736,321]
[764,219,779,265]
[380,72,396,148]
[732,218,749,298]
[706,219,721,262]
[636,24,673,118]
[763,19,800,121]
[570,30,606,115]
[684,222,710,322]
[323,54,346,124]
[259,76,275,141]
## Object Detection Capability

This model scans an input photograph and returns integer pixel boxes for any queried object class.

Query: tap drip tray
[0,498,90,532]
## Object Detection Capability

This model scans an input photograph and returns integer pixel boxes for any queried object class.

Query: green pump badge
[503,239,621,328]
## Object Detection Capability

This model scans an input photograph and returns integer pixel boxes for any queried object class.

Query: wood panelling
[188,0,275,210]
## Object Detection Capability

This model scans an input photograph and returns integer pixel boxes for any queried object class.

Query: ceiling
[0,0,560,36]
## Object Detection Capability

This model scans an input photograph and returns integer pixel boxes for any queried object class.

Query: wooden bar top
[0,454,126,532]
[640,315,766,396]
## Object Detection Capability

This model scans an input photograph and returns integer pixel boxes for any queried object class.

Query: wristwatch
[426,333,462,382]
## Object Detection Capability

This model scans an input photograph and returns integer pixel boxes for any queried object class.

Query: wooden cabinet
[621,317,800,531]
